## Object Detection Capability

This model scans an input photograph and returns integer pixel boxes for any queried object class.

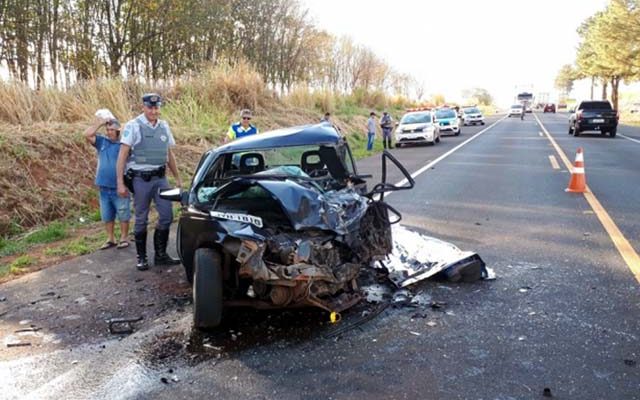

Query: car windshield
[435,109,456,119]
[400,112,431,124]
[511,105,523,109]
[580,101,612,110]
[463,107,480,114]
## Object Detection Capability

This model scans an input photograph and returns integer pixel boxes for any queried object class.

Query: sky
[303,0,611,107]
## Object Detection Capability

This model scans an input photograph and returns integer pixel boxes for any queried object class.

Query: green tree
[554,64,576,98]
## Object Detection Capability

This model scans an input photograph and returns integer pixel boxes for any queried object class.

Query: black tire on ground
[193,248,224,330]
[455,130,460,136]
[396,142,403,148]
[481,122,485,125]
[610,128,617,138]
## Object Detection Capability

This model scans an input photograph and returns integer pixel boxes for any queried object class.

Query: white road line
[548,155,560,170]
[386,117,506,193]
[620,134,640,144]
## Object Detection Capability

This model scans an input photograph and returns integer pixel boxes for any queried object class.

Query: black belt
[130,166,166,181]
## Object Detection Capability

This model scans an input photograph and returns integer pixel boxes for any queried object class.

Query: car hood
[212,177,368,235]
[397,123,432,131]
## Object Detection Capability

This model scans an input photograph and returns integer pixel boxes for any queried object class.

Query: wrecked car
[160,123,416,329]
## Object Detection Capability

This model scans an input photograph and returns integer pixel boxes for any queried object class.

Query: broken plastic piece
[107,316,143,334]
[329,311,341,324]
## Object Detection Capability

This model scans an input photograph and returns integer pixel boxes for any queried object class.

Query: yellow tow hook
[329,311,342,324]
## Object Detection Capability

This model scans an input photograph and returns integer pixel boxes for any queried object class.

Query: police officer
[116,93,182,270]
[225,109,258,142]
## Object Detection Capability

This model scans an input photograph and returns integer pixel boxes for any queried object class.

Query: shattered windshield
[195,143,354,204]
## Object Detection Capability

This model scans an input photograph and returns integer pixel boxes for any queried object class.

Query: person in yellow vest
[226,109,259,142]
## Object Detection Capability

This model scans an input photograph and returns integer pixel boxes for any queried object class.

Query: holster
[124,169,135,193]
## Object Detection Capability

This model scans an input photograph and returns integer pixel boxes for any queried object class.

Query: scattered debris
[107,316,143,334]
[160,377,169,384]
[430,301,447,310]
[14,327,41,333]
[624,359,636,367]
[323,302,390,339]
[519,286,532,293]
[7,342,31,348]
[409,331,421,336]
[426,321,437,327]
[0,296,6,302]
[543,387,552,397]
[383,225,488,287]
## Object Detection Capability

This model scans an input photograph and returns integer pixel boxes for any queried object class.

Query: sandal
[100,241,117,250]
[117,240,129,249]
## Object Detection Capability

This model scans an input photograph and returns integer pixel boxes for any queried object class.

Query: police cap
[142,93,162,107]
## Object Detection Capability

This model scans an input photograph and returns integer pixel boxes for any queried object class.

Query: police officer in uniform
[225,109,258,142]
[116,93,182,270]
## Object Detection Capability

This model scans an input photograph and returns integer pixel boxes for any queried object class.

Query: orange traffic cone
[566,147,586,193]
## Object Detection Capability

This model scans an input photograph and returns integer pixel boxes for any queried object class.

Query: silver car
[394,110,441,148]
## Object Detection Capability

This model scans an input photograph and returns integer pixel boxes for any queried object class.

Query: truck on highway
[568,100,619,138]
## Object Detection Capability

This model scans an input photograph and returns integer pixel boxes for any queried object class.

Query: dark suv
[569,100,618,137]
[160,124,416,329]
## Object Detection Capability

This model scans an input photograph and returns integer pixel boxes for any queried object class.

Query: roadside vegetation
[554,0,640,112]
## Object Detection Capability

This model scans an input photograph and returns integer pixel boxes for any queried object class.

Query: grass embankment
[0,64,411,279]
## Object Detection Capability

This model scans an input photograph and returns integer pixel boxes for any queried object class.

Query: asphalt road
[1,113,639,399]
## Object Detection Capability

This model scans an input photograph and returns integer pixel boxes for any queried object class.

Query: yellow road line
[548,155,560,170]
[535,113,640,283]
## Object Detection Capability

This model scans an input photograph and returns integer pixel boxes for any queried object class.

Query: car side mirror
[159,188,188,205]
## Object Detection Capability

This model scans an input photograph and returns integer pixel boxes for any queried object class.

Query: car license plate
[592,118,604,123]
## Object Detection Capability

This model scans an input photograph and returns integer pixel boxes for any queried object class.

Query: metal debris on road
[107,316,143,334]
[323,302,390,339]
[624,359,637,367]
[0,296,7,302]
[6,342,32,347]
[14,327,41,333]
[543,387,552,397]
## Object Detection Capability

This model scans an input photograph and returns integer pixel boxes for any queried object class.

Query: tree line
[554,0,640,109]
[0,0,417,97]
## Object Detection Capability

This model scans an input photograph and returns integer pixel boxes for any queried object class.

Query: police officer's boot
[154,228,181,266]
[134,231,149,271]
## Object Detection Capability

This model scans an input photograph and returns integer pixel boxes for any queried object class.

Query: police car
[434,108,461,136]
[394,109,441,148]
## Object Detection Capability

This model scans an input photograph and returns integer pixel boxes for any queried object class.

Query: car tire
[193,248,223,330]
[455,129,460,136]
[481,122,485,125]
[396,142,403,148]
[610,128,616,138]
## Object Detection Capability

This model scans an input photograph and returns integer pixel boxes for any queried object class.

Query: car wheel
[396,142,403,148]
[455,129,460,136]
[610,128,616,138]
[481,122,485,125]
[193,248,223,330]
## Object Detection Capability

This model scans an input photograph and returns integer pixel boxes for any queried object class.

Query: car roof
[214,123,342,153]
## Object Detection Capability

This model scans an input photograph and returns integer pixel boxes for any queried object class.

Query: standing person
[367,111,377,151]
[84,116,131,250]
[320,112,331,123]
[116,93,182,271]
[226,109,258,142]
[380,111,394,149]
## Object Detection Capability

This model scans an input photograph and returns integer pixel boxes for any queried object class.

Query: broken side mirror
[367,150,415,200]
[159,188,189,206]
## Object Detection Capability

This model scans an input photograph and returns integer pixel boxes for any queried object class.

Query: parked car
[434,108,461,136]
[160,124,417,329]
[460,106,485,126]
[395,110,441,147]
[507,104,524,117]
[543,103,556,113]
[568,100,618,137]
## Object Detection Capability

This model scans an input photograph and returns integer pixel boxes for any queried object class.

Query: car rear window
[580,101,612,110]
[463,107,480,114]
